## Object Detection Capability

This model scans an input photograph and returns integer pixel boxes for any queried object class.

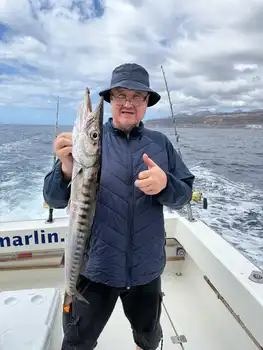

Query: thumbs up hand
[135,153,167,195]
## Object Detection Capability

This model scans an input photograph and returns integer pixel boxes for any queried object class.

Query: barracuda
[64,88,103,303]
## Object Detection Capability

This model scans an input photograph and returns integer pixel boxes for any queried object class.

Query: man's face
[110,88,149,131]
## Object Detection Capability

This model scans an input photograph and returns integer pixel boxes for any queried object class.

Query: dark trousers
[61,274,163,350]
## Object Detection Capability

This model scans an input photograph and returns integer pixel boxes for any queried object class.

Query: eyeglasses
[110,92,149,107]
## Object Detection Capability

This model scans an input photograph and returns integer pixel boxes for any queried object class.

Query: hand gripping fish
[63,88,103,306]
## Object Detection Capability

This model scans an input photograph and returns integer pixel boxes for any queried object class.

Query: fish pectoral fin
[67,167,83,188]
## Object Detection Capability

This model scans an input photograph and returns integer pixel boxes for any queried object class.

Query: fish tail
[75,290,90,305]
[63,288,90,310]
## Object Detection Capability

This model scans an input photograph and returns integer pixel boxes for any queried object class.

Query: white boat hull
[1,212,263,349]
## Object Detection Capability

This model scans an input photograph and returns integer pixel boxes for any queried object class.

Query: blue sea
[0,123,262,269]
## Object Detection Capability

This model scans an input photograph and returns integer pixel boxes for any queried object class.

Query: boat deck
[0,255,258,350]
[97,296,178,350]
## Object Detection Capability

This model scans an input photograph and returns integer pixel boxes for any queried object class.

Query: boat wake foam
[171,165,263,269]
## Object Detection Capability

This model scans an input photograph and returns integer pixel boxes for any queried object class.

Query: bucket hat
[99,63,161,107]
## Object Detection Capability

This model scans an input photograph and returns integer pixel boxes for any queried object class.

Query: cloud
[0,0,263,123]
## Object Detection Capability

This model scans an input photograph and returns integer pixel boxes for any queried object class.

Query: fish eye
[90,130,98,140]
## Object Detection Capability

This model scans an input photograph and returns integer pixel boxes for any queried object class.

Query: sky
[0,0,263,125]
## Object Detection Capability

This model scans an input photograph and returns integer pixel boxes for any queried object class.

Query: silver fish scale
[66,162,98,294]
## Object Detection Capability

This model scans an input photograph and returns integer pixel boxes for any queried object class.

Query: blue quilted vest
[82,118,168,288]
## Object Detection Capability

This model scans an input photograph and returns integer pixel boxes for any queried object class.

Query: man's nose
[124,99,133,107]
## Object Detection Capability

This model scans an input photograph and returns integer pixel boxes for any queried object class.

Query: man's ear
[146,94,150,106]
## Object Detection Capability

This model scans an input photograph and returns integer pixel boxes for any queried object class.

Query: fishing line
[160,65,194,221]
[160,65,208,218]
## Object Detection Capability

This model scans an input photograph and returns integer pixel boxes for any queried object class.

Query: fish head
[72,91,103,168]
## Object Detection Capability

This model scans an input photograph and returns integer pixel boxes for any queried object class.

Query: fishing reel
[191,190,208,209]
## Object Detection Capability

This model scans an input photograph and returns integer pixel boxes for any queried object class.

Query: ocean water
[0,123,262,269]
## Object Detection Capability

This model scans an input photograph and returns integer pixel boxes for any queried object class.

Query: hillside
[145,110,263,128]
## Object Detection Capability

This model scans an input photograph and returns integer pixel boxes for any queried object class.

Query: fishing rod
[44,96,60,223]
[160,65,182,158]
[160,65,207,221]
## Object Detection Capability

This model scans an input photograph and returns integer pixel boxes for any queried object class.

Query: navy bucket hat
[99,63,161,107]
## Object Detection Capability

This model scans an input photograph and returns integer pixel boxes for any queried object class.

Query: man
[43,63,195,350]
